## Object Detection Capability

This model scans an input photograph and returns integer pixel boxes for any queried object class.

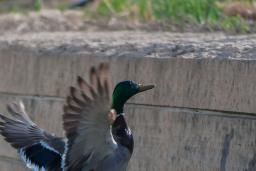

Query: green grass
[93,0,220,21]
[86,0,251,33]
[34,0,42,12]
[0,0,42,13]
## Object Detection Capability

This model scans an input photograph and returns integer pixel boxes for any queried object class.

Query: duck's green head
[111,80,154,114]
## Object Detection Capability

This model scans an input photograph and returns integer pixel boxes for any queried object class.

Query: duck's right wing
[63,63,115,171]
[0,101,65,171]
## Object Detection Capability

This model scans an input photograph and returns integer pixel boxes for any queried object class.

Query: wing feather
[63,63,114,171]
[0,101,65,171]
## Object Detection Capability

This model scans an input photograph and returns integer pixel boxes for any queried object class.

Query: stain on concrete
[246,152,256,171]
[220,129,234,171]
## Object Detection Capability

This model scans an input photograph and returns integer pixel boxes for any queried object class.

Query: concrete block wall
[0,32,255,171]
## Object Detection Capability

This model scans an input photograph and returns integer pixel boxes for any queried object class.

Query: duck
[0,62,154,171]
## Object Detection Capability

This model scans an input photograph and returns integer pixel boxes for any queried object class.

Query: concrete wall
[0,32,255,171]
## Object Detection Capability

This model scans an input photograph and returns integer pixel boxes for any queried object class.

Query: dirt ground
[0,9,219,34]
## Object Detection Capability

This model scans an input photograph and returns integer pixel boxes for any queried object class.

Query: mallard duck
[0,62,154,171]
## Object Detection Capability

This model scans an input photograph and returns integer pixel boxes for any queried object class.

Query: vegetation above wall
[0,0,256,33]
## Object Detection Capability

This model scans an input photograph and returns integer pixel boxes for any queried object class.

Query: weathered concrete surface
[0,157,27,171]
[0,32,256,171]
[0,95,255,171]
[126,106,256,171]
[1,32,256,113]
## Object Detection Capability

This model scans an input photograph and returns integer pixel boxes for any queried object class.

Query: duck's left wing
[63,63,114,171]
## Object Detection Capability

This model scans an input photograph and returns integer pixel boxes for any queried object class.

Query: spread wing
[63,63,114,171]
[0,101,65,171]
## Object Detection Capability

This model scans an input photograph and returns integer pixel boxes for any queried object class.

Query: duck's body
[94,115,133,171]
[92,142,131,171]
[0,63,153,171]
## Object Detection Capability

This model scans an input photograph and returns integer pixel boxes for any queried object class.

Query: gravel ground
[0,9,217,34]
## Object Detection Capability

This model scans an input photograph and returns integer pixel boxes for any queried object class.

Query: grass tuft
[34,0,42,12]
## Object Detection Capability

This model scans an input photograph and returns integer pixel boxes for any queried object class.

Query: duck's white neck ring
[117,113,125,117]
